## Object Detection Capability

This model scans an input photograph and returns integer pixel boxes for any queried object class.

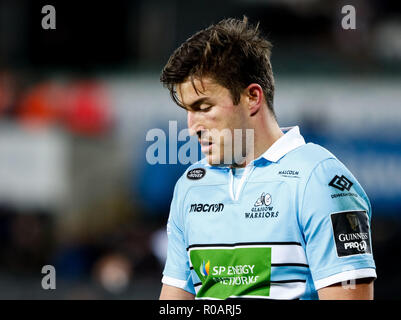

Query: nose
[187,110,202,137]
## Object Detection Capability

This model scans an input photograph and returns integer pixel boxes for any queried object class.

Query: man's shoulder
[274,142,344,183]
[283,142,363,196]
[284,142,337,167]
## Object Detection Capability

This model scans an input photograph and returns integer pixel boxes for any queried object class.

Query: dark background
[0,0,400,299]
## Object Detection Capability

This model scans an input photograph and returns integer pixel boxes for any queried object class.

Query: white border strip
[194,278,306,300]
[187,244,307,266]
[314,268,377,290]
[161,275,188,290]
[270,281,306,299]
[195,282,306,300]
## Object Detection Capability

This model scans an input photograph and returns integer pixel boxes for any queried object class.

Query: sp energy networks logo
[244,193,278,219]
[200,260,210,277]
[330,210,372,257]
[189,246,272,299]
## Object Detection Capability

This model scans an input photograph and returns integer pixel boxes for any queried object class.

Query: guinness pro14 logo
[330,210,372,257]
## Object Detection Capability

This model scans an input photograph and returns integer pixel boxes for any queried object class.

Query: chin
[204,153,223,166]
[205,152,235,166]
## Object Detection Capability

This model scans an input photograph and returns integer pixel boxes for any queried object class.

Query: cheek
[201,112,217,128]
[211,106,236,127]
[204,101,243,131]
[220,108,243,129]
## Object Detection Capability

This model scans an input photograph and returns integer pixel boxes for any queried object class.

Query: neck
[233,112,283,168]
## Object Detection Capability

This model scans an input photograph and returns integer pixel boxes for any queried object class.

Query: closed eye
[199,104,213,112]
[184,97,214,112]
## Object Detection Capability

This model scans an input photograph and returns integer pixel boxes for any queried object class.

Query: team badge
[254,192,272,207]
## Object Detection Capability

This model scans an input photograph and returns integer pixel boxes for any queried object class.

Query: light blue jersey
[162,126,376,300]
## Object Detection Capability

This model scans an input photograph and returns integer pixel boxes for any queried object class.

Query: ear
[244,83,263,116]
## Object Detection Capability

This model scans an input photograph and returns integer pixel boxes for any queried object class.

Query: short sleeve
[300,158,376,290]
[161,179,195,295]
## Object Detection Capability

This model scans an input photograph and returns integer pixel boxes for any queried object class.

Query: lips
[199,139,212,145]
[199,139,213,153]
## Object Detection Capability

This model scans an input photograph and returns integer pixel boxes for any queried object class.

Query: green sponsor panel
[190,247,271,299]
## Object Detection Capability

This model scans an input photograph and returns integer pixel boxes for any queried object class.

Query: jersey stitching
[298,156,336,232]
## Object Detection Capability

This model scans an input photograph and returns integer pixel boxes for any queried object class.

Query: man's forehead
[176,77,222,105]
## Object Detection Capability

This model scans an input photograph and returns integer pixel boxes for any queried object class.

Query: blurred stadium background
[0,0,400,299]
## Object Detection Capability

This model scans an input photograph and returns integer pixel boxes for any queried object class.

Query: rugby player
[158,17,376,300]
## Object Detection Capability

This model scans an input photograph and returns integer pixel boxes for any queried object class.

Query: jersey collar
[202,126,306,168]
[258,126,306,163]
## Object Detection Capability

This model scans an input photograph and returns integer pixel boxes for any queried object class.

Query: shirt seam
[299,156,336,228]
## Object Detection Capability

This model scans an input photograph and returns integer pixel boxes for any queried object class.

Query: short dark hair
[160,17,275,116]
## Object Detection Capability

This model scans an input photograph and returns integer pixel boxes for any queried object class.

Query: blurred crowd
[0,0,401,299]
[0,70,112,134]
[0,70,173,299]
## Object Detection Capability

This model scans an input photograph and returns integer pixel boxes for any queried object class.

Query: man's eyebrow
[186,97,211,110]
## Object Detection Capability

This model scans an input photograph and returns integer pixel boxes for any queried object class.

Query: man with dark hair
[159,17,376,300]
